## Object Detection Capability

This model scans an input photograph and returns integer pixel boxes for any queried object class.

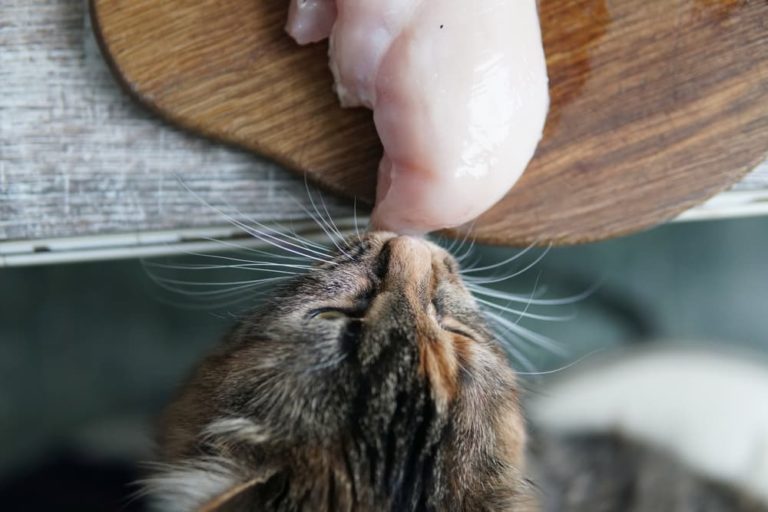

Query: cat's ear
[197,472,287,512]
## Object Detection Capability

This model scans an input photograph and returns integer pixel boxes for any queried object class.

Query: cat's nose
[382,236,433,292]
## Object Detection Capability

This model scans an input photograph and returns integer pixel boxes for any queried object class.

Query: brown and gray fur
[148,232,765,512]
[151,232,532,511]
[529,432,766,512]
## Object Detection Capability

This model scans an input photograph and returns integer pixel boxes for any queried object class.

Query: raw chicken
[286,0,336,45]
[286,0,549,234]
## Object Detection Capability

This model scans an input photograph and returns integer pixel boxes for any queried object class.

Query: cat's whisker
[454,238,471,260]
[475,297,574,322]
[274,214,334,251]
[456,225,480,263]
[148,287,284,304]
[308,182,341,239]
[429,232,454,253]
[464,282,554,306]
[470,272,546,321]
[487,326,539,374]
[158,248,310,273]
[514,349,604,376]
[462,244,551,284]
[192,236,318,264]
[238,223,336,263]
[176,177,334,263]
[467,284,545,305]
[445,236,460,254]
[142,249,296,306]
[146,270,288,294]
[302,175,354,259]
[263,220,333,253]
[144,261,313,272]
[449,222,477,259]
[150,291,265,311]
[508,272,542,326]
[226,211,335,263]
[459,240,541,275]
[467,282,597,306]
[153,272,300,285]
[461,253,483,271]
[295,193,352,260]
[183,234,314,262]
[456,223,475,252]
[222,201,333,256]
[317,187,350,246]
[456,240,477,263]
[431,235,466,263]
[484,310,568,356]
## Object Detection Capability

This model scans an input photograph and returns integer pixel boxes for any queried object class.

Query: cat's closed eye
[429,298,477,340]
[441,321,477,341]
[310,308,350,321]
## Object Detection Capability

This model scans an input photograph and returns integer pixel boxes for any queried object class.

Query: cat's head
[151,232,529,511]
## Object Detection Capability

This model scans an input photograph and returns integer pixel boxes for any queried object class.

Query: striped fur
[149,233,531,511]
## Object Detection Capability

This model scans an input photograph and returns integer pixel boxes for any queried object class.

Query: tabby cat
[147,232,764,511]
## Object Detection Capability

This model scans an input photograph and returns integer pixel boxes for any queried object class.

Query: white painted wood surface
[1,0,767,266]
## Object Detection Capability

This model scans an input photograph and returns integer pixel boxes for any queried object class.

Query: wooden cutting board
[90,0,768,245]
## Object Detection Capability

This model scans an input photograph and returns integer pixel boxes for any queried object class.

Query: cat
[149,232,532,511]
[146,231,765,511]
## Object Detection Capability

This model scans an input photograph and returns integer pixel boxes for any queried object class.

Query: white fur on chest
[145,458,240,512]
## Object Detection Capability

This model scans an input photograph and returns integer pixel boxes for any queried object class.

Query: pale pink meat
[286,0,549,234]
[285,0,336,45]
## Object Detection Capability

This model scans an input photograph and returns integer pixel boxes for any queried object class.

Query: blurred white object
[286,0,550,234]
[531,346,768,503]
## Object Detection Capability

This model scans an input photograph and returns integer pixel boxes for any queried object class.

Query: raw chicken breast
[286,0,549,234]
[286,0,336,45]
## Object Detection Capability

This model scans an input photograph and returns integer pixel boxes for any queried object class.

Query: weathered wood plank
[0,0,352,244]
[1,0,766,264]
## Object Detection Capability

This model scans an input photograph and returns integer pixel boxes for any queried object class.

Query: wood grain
[0,0,352,245]
[90,0,768,245]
